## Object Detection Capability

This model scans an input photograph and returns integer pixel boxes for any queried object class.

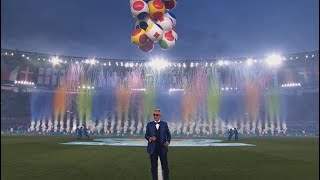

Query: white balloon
[156,16,173,31]
[145,23,164,42]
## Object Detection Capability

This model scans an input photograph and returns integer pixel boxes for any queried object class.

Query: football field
[1,135,318,180]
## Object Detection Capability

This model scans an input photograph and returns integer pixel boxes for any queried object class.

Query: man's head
[153,109,161,122]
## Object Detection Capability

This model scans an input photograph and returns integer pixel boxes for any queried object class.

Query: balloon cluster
[130,0,178,52]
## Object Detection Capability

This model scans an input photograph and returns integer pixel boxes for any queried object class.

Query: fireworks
[26,61,292,136]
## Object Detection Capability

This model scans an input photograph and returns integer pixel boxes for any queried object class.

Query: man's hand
[149,136,157,142]
[163,141,170,148]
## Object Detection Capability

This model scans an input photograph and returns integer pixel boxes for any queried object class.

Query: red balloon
[139,39,154,52]
[163,0,177,10]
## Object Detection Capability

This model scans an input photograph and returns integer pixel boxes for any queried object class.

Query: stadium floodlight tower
[149,57,170,71]
[266,54,283,88]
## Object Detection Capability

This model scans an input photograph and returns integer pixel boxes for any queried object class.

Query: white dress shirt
[155,120,160,130]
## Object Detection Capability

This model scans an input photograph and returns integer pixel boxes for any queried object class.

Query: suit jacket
[145,121,171,154]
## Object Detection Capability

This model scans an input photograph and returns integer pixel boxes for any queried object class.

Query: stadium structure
[1,48,319,136]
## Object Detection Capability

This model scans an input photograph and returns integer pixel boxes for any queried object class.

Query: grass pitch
[1,135,319,180]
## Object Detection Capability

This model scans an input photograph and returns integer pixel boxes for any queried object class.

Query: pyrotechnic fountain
[29,58,289,136]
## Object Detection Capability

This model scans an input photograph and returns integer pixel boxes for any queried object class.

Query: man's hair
[154,109,161,112]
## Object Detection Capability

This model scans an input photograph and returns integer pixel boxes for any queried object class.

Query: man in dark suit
[76,127,82,140]
[227,128,234,142]
[145,109,171,180]
[234,128,239,142]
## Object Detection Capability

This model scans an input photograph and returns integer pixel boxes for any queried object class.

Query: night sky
[1,0,319,60]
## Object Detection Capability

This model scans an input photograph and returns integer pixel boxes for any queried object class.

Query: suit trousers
[149,145,169,180]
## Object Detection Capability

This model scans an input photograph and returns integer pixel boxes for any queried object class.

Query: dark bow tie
[155,122,160,124]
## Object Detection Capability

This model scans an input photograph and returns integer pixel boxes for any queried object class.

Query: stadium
[1,0,319,180]
[1,49,319,137]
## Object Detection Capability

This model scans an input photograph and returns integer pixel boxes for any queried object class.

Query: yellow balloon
[131,29,149,46]
[148,0,165,20]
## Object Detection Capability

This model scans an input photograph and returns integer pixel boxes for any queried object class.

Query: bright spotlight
[149,58,169,71]
[88,59,96,65]
[266,54,282,66]
[51,56,61,65]
[246,58,253,65]
[183,63,186,68]
[217,60,224,66]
